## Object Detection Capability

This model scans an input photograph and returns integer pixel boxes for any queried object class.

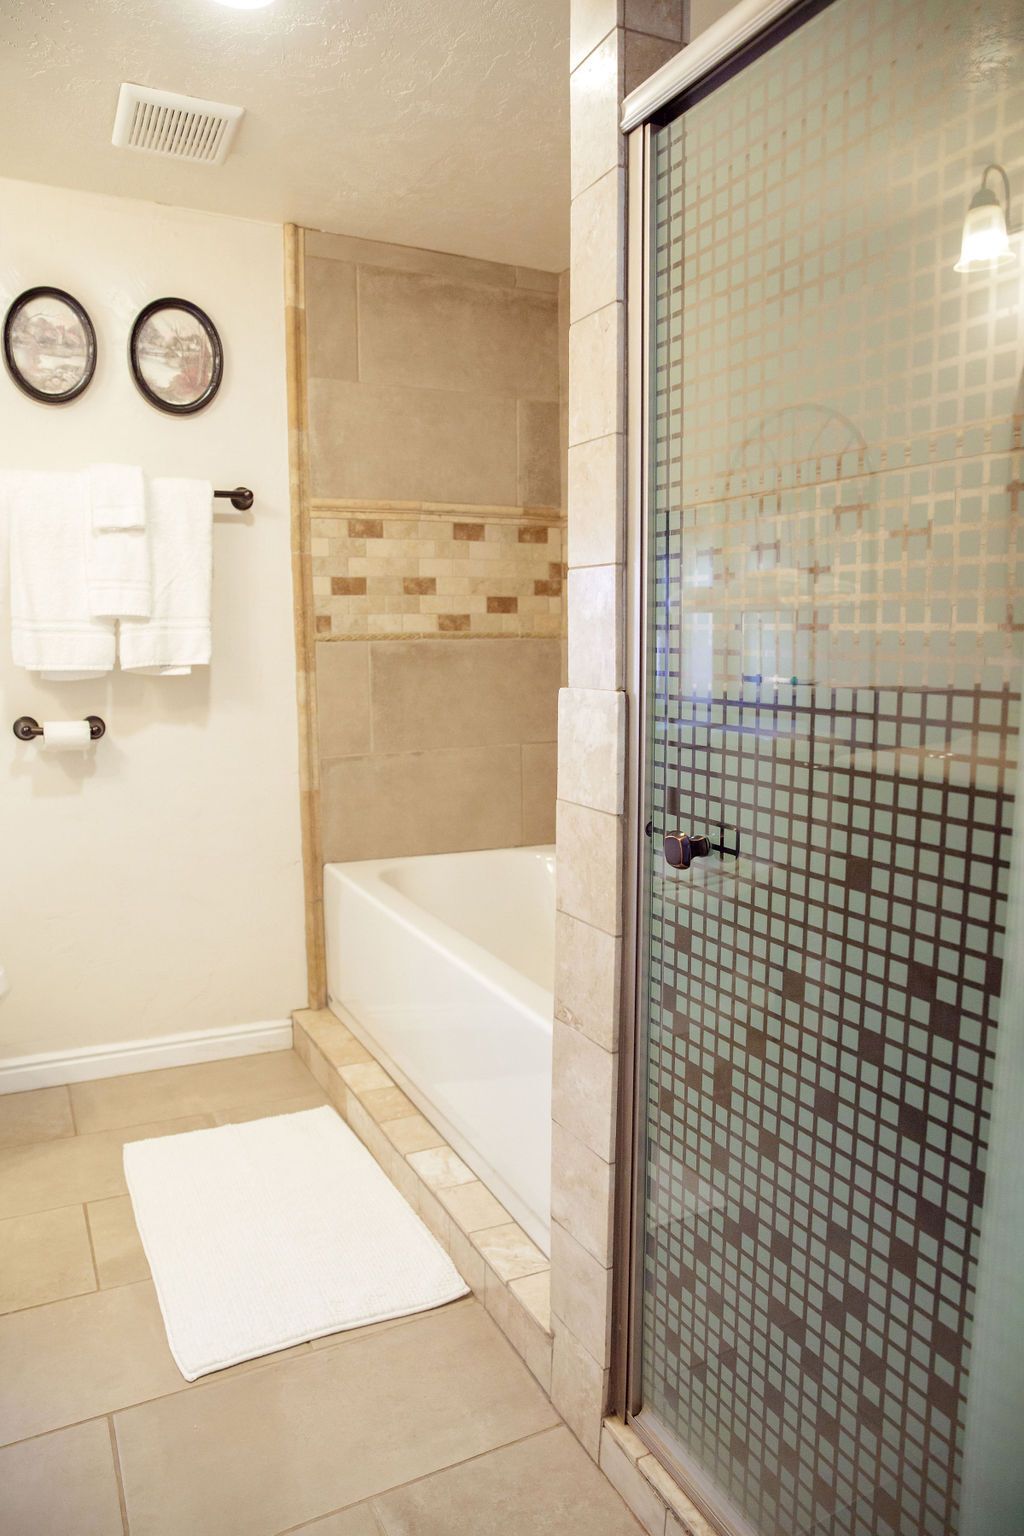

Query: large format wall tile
[367,639,561,754]
[309,379,519,505]
[320,746,525,863]
[305,258,358,382]
[357,267,559,401]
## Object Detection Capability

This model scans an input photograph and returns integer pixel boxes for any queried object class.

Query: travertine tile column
[552,0,683,1460]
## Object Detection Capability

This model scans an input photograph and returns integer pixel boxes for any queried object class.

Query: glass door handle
[663,832,713,869]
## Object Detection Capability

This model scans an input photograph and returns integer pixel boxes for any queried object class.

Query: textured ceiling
[0,0,569,269]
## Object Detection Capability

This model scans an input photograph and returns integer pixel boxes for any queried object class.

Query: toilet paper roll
[41,720,93,751]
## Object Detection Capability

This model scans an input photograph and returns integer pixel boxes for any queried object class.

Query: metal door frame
[612,4,839,1531]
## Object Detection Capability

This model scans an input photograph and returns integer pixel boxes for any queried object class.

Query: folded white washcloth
[119,478,213,675]
[8,471,116,676]
[89,463,145,531]
[87,523,151,620]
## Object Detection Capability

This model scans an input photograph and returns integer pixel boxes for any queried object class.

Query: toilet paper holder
[12,715,106,742]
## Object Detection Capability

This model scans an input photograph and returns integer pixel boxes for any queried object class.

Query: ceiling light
[954,164,1017,273]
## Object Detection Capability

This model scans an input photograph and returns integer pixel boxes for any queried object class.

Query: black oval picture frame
[3,286,97,404]
[129,297,223,415]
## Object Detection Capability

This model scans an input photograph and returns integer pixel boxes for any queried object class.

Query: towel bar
[214,487,253,511]
[12,715,106,741]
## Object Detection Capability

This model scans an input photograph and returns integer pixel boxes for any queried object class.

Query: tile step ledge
[600,1417,716,1536]
[292,1009,553,1396]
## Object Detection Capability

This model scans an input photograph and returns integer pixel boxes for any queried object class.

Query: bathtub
[324,845,554,1252]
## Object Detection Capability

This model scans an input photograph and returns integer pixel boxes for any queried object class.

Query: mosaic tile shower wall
[640,2,1023,1534]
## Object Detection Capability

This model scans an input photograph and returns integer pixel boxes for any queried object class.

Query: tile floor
[0,1051,641,1536]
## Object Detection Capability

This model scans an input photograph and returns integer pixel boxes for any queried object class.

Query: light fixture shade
[954,187,1015,273]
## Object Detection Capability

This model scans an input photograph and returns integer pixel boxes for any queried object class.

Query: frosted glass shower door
[634,2,1024,1534]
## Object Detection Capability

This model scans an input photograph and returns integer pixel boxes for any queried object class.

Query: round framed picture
[3,287,97,404]
[129,297,223,415]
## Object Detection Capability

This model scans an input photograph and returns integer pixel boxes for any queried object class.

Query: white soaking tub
[324,845,555,1252]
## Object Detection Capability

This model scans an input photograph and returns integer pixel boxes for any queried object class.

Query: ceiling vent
[111,84,244,166]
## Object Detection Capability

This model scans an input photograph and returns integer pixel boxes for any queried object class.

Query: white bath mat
[123,1106,469,1381]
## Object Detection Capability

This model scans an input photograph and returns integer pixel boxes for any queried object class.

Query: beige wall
[302,230,567,863]
[0,178,306,1062]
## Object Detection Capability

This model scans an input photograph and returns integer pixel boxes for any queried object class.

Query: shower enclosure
[620,2,1024,1533]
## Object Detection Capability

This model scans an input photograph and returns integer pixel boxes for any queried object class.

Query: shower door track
[613,5,839,1534]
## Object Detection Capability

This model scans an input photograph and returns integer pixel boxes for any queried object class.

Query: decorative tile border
[310,507,566,640]
[292,1008,553,1392]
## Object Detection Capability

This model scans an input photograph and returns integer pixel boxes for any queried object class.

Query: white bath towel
[87,521,151,621]
[88,463,145,531]
[8,472,116,676]
[119,478,213,675]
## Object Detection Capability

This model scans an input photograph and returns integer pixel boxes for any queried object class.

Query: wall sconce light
[954,164,1017,273]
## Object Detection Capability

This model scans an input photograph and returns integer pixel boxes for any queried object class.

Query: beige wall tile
[518,399,562,507]
[114,1303,557,1536]
[515,266,561,293]
[550,1218,613,1368]
[0,1205,95,1314]
[568,434,624,568]
[568,305,623,445]
[316,641,371,759]
[369,639,560,754]
[623,28,680,94]
[481,1268,554,1395]
[624,0,683,40]
[86,1194,149,1289]
[320,745,524,862]
[0,1085,73,1149]
[551,1322,609,1460]
[600,1425,667,1536]
[523,741,558,844]
[571,34,623,202]
[0,1419,125,1536]
[305,258,358,381]
[570,169,625,324]
[358,268,559,402]
[381,1113,445,1155]
[570,0,620,70]
[509,1268,552,1333]
[556,800,623,936]
[474,1222,548,1283]
[374,1425,641,1536]
[309,379,518,505]
[550,1121,614,1266]
[305,230,515,290]
[567,565,623,690]
[555,910,622,1052]
[689,0,738,40]
[437,1180,510,1234]
[303,1015,372,1069]
[407,1146,475,1190]
[0,1281,188,1444]
[558,686,626,814]
[552,1019,617,1163]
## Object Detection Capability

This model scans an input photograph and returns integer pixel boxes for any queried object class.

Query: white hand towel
[8,472,116,676]
[87,523,151,620]
[119,478,213,675]
[88,463,145,531]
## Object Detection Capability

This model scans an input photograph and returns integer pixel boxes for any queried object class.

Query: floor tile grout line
[65,1083,78,1135]
[271,1422,565,1536]
[82,1199,102,1293]
[107,1414,131,1536]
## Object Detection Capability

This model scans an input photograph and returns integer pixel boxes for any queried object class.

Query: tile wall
[299,229,568,868]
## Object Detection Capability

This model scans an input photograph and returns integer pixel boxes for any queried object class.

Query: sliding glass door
[631,2,1024,1532]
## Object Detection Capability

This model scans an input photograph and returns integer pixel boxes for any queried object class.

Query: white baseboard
[0,1019,294,1095]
